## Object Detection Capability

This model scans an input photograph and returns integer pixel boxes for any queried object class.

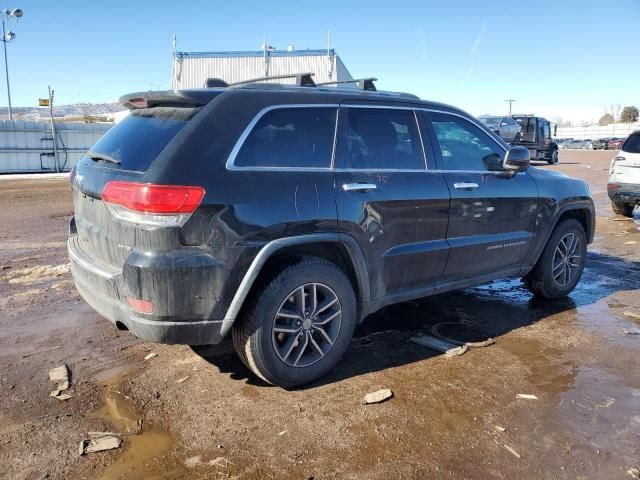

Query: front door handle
[342,183,377,192]
[453,182,479,190]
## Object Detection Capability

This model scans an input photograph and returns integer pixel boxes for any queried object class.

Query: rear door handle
[342,183,377,192]
[453,182,479,190]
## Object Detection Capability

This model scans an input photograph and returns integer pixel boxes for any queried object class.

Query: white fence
[556,121,640,140]
[0,121,111,173]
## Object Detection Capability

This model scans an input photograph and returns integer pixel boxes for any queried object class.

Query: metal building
[171,48,353,89]
[0,120,111,173]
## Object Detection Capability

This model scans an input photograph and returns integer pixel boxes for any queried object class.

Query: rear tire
[232,257,356,388]
[611,200,635,217]
[523,219,587,299]
[547,147,559,165]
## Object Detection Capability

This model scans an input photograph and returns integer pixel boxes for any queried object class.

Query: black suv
[68,82,595,387]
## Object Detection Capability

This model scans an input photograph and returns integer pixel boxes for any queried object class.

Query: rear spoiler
[119,90,220,110]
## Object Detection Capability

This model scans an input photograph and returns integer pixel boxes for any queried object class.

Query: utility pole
[505,99,516,115]
[48,85,59,173]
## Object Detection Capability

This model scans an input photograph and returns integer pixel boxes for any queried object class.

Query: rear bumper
[68,236,226,345]
[607,182,640,204]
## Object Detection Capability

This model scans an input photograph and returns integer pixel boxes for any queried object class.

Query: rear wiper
[87,150,120,165]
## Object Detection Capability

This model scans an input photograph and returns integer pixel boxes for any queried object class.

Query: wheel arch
[529,203,595,269]
[220,234,370,338]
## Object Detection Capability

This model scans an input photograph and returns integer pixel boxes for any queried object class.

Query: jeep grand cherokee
[68,82,595,387]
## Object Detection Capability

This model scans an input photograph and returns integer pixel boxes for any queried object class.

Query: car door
[423,110,539,279]
[334,105,450,299]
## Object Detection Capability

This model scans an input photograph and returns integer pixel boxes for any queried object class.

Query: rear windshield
[513,117,535,132]
[87,107,198,171]
[622,134,640,153]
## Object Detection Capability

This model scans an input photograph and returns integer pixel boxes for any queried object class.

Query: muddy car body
[68,83,595,387]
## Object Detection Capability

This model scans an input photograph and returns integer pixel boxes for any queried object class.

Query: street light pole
[1,8,22,121]
[2,18,11,120]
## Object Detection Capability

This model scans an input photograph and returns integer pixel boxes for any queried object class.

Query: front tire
[547,147,559,165]
[611,200,635,217]
[232,257,356,388]
[524,219,587,299]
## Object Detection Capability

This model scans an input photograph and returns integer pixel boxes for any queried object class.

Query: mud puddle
[94,371,176,480]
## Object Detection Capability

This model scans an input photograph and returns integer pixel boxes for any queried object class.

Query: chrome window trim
[225,103,339,171]
[224,102,510,173]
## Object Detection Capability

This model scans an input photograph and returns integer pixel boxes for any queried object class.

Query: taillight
[102,181,205,227]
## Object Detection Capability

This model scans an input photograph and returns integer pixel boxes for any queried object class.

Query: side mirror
[504,146,530,172]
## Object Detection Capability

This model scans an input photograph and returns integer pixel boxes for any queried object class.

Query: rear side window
[340,108,425,170]
[88,108,195,172]
[234,107,337,168]
[622,134,640,153]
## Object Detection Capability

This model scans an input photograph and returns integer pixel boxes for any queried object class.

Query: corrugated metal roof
[171,49,353,90]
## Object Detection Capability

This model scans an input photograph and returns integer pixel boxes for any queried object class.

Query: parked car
[559,139,593,150]
[68,81,595,387]
[608,131,640,217]
[608,137,627,150]
[592,138,612,150]
[478,116,522,142]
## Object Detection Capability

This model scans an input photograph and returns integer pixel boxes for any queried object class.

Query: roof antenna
[327,29,334,80]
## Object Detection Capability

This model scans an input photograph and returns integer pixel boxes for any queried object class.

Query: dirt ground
[1,151,639,480]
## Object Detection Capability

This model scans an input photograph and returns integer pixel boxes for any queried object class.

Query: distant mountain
[0,102,127,121]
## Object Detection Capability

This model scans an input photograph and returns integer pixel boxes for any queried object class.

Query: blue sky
[5,0,639,122]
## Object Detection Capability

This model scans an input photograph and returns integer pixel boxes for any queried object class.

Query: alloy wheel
[271,283,342,368]
[552,233,581,287]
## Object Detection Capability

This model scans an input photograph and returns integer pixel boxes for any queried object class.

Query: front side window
[234,107,336,168]
[430,113,504,171]
[339,108,425,170]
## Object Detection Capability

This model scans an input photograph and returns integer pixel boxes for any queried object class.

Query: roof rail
[317,77,378,91]
[229,72,316,87]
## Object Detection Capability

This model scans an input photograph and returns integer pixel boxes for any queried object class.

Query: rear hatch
[612,133,640,184]
[71,99,205,270]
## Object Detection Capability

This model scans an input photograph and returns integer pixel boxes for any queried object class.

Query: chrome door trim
[342,183,377,192]
[453,182,479,190]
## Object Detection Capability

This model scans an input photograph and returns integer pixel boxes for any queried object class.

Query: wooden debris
[144,352,157,361]
[175,376,190,384]
[494,425,506,432]
[516,394,538,400]
[504,444,521,458]
[623,311,640,321]
[363,389,394,405]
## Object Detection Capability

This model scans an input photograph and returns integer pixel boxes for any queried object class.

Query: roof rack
[317,77,378,91]
[204,73,317,89]
[233,72,315,87]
